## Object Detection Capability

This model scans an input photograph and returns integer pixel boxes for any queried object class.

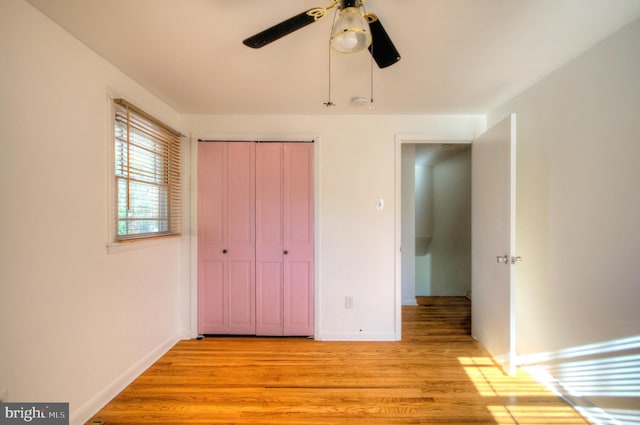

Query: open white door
[471,113,517,375]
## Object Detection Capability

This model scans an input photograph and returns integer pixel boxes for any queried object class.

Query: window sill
[106,234,181,254]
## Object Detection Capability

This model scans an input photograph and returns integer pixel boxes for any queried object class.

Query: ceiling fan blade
[366,14,401,68]
[243,10,322,49]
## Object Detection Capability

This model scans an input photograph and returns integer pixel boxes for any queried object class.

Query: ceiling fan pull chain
[323,39,335,107]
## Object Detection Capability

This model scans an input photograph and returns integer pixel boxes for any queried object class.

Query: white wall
[185,115,485,340]
[430,149,472,296]
[414,162,433,295]
[0,1,188,424]
[490,17,640,424]
[414,163,434,244]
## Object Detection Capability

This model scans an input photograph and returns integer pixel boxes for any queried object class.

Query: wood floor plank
[88,297,590,425]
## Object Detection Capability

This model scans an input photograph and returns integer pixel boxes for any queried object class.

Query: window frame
[108,98,182,246]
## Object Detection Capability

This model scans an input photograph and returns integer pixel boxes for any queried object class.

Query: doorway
[401,143,472,305]
[395,116,517,370]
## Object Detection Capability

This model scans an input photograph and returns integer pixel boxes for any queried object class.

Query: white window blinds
[113,99,182,240]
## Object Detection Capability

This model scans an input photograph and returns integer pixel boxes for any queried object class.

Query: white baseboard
[70,335,179,425]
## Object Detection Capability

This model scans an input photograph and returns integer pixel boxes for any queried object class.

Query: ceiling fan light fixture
[330,7,372,54]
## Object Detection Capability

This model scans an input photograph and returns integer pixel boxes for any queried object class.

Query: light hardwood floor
[88,297,590,424]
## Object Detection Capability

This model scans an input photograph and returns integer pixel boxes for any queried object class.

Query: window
[113,99,181,241]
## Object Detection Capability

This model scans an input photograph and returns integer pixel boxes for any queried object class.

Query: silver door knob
[497,255,509,264]
[511,256,523,264]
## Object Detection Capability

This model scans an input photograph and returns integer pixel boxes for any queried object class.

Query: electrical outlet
[345,296,354,309]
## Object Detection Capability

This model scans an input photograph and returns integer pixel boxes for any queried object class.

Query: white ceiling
[25,0,640,115]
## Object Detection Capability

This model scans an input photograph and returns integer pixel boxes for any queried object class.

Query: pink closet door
[255,143,314,336]
[198,142,255,335]
[283,143,314,336]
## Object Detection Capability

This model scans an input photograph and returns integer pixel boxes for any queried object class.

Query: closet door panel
[283,144,314,335]
[255,144,283,248]
[228,261,254,333]
[200,261,226,331]
[227,143,255,248]
[284,145,314,249]
[198,143,228,334]
[256,262,284,335]
[226,143,256,333]
[255,144,285,335]
[284,261,313,334]
[199,144,226,246]
[198,142,255,335]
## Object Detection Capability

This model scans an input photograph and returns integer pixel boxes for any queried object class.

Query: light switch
[345,296,354,309]
[376,198,384,211]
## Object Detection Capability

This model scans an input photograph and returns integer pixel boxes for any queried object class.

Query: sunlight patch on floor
[459,356,589,424]
[488,405,591,424]
[459,356,557,397]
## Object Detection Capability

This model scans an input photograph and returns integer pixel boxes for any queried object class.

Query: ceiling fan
[242,0,401,69]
